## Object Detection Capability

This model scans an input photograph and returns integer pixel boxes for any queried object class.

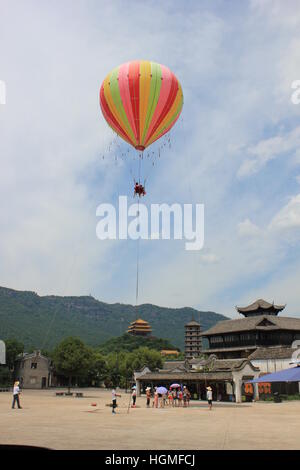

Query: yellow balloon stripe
[139,61,152,145]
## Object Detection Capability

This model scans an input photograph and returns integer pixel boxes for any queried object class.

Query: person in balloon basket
[206,386,213,410]
[134,182,146,197]
[12,381,22,409]
[111,389,121,414]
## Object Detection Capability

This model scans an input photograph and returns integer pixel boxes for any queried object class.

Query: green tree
[0,366,11,387]
[105,352,123,388]
[86,351,107,386]
[52,337,92,392]
[5,339,24,370]
[105,347,163,389]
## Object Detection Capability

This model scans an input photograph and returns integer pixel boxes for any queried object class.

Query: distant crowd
[111,385,213,414]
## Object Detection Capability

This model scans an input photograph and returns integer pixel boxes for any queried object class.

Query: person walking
[111,389,121,414]
[131,387,137,407]
[12,381,22,409]
[206,386,213,410]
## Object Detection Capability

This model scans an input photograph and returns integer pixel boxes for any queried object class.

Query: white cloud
[238,126,300,178]
[238,219,261,238]
[269,194,300,230]
[200,253,220,264]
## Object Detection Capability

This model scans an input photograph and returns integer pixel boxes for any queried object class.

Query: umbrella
[247,365,300,383]
[170,384,181,388]
[156,386,168,395]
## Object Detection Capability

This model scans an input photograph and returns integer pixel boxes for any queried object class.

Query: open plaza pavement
[0,388,300,450]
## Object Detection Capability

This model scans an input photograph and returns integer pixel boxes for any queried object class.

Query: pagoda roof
[129,318,150,325]
[128,325,152,329]
[185,320,201,327]
[236,299,285,314]
[128,327,152,331]
[127,317,152,334]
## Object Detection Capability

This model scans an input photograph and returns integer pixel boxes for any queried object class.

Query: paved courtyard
[0,388,300,450]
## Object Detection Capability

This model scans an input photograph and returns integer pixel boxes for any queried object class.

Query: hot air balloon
[100,60,183,196]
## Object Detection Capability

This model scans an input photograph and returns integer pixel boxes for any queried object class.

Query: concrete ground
[0,388,299,450]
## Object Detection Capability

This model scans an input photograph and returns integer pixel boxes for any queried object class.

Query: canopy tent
[248,365,300,383]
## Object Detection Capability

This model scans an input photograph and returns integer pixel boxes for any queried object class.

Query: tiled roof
[236,299,285,313]
[202,346,257,353]
[138,371,233,381]
[201,315,300,336]
[248,347,297,360]
[161,361,186,370]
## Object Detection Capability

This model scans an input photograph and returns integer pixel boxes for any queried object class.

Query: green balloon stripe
[141,62,162,145]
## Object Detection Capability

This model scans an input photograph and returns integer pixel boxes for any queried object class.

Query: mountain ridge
[0,286,229,350]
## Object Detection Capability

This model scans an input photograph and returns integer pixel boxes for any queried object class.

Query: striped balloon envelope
[100,60,183,151]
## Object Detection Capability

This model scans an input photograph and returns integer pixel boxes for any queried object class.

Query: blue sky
[1,0,300,318]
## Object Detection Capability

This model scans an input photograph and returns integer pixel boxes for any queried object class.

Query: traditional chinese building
[133,298,300,403]
[134,356,260,403]
[160,350,180,357]
[201,299,300,359]
[14,351,52,389]
[127,318,152,336]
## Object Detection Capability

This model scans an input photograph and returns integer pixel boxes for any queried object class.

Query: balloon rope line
[135,154,142,318]
[135,209,140,309]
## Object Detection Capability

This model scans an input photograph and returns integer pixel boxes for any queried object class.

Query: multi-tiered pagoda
[127,318,152,336]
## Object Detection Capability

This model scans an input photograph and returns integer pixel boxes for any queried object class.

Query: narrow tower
[185,320,202,359]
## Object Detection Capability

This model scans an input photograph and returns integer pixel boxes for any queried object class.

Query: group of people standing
[145,385,213,410]
[146,386,192,408]
[110,384,214,414]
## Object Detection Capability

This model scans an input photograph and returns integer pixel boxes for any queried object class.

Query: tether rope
[134,154,142,319]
